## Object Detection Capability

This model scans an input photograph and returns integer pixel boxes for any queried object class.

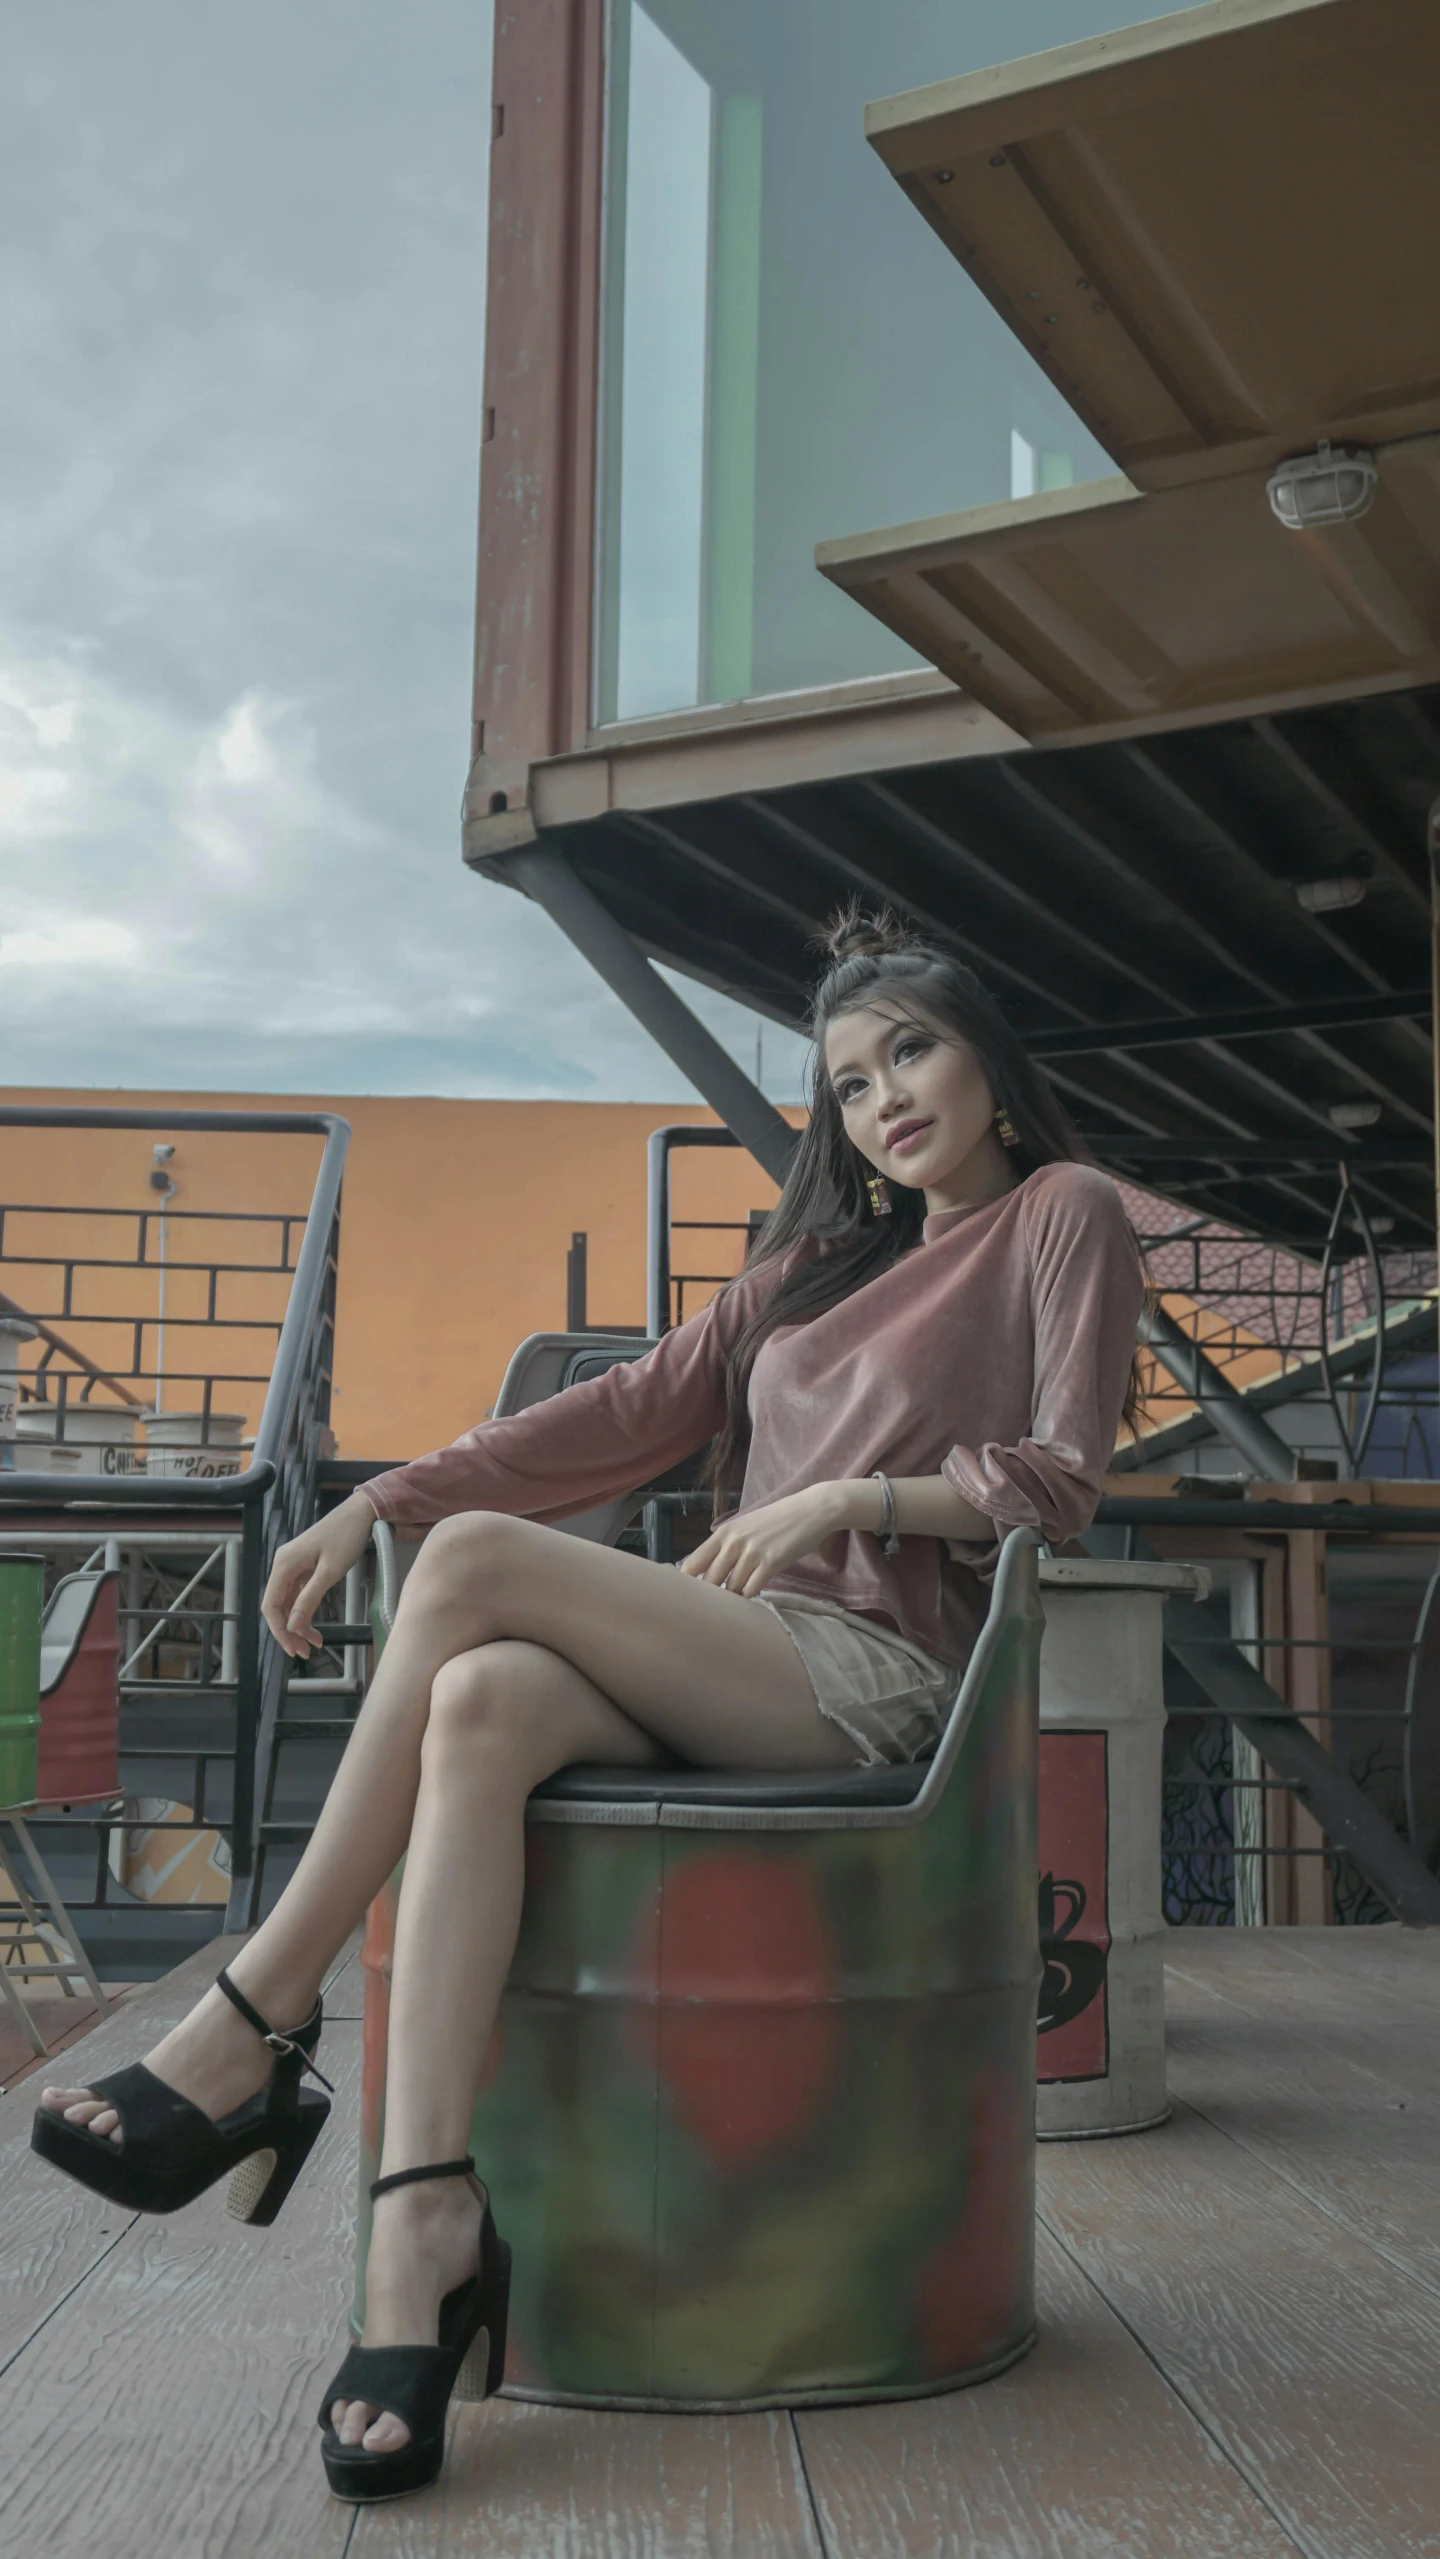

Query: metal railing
[645,1124,757,1334]
[1116,1175,1437,1475]
[0,1107,349,1945]
[1091,1493,1440,1928]
[7,1111,1428,1961]
[2,1195,312,1441]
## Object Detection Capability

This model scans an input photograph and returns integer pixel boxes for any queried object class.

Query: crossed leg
[39,1513,856,2450]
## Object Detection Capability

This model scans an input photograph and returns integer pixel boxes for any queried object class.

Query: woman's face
[823,1001,1017,1214]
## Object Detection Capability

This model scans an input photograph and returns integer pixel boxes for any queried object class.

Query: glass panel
[597,0,1196,723]
[611,10,713,718]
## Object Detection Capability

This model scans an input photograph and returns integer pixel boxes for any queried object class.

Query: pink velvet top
[364,1162,1145,1668]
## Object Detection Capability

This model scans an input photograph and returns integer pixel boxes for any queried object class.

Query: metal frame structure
[0,1108,348,1942]
[459,0,1439,1285]
[1089,1495,1440,1929]
[470,712,1440,1258]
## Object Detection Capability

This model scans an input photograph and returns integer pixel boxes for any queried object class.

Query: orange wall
[0,1092,801,1463]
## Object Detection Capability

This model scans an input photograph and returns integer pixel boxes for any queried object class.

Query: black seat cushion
[529,1759,929,1809]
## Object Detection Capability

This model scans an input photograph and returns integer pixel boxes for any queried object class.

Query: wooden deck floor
[3,1927,1437,2558]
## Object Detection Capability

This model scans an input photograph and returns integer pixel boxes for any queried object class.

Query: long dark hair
[709,905,1149,1504]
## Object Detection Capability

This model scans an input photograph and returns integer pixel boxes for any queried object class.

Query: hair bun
[820,901,916,965]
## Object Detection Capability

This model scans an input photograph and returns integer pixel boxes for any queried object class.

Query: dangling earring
[865,1171,893,1217]
[995,1108,1019,1149]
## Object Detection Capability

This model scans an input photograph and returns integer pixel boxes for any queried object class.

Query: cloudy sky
[0,0,808,1104]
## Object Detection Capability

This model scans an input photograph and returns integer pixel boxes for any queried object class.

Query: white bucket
[0,1318,38,1467]
[15,1404,145,1475]
[1035,1558,1210,2139]
[143,1411,246,1479]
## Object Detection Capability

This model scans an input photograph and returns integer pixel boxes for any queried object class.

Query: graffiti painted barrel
[357,1529,1045,2409]
[1035,1559,1210,2138]
[0,1552,44,1809]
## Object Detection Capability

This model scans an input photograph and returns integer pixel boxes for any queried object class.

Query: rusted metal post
[463,0,606,860]
[1430,795,1440,1395]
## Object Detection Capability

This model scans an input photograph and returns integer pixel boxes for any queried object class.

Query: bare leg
[40,1516,852,2142]
[40,1520,507,2140]
[335,1639,658,2450]
[335,1594,853,2451]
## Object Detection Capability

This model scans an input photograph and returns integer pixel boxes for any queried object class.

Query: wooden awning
[820,0,1440,740]
[863,0,1440,493]
[817,437,1440,745]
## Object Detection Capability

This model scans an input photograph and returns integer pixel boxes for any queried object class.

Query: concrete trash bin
[1035,1559,1210,2138]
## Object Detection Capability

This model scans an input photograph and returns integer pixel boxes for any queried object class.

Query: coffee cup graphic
[1037,1869,1108,2032]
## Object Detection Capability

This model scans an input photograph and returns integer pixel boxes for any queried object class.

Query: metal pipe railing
[0,1108,347,1507]
[0,1107,350,1926]
[1096,1494,1440,1534]
[645,1123,742,1337]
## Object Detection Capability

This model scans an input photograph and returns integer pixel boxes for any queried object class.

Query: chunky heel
[30,1966,332,2222]
[318,2158,510,2503]
[227,2098,330,2226]
[454,2237,511,2403]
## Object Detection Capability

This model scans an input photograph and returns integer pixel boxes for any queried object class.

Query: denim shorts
[754,1592,961,1768]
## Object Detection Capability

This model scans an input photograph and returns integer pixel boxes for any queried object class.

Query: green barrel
[356,1533,1044,2409]
[0,1552,44,1810]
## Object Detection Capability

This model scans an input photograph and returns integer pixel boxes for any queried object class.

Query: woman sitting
[33,907,1146,2503]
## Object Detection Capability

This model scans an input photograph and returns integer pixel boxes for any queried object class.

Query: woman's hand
[261,1489,379,1659]
[679,1483,857,1599]
[677,1473,999,1598]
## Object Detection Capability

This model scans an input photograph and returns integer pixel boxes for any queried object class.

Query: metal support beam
[1091,1134,1430,1167]
[1163,1591,1440,1927]
[1029,987,1432,1057]
[507,842,800,1189]
[1141,1304,1297,1481]
[1431,793,1440,1393]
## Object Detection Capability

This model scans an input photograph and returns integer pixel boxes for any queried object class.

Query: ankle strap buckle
[267,2033,334,2094]
[215,1972,333,2091]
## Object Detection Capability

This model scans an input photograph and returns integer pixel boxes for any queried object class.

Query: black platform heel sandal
[29,1966,332,2225]
[317,2156,511,2505]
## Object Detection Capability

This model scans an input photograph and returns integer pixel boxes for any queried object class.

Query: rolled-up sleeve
[941,1166,1145,1569]
[362,1266,769,1530]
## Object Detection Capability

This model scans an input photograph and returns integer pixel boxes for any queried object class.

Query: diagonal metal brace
[1164,1590,1440,1926]
[505,842,801,1189]
[1141,1304,1296,1482]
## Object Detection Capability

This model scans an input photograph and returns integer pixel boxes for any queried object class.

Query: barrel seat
[0,1556,116,2046]
[352,1333,1044,2410]
[37,1568,121,1806]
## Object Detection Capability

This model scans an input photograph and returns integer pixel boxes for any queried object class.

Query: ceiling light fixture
[1327,1100,1381,1131]
[1294,873,1367,912]
[1267,440,1379,530]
